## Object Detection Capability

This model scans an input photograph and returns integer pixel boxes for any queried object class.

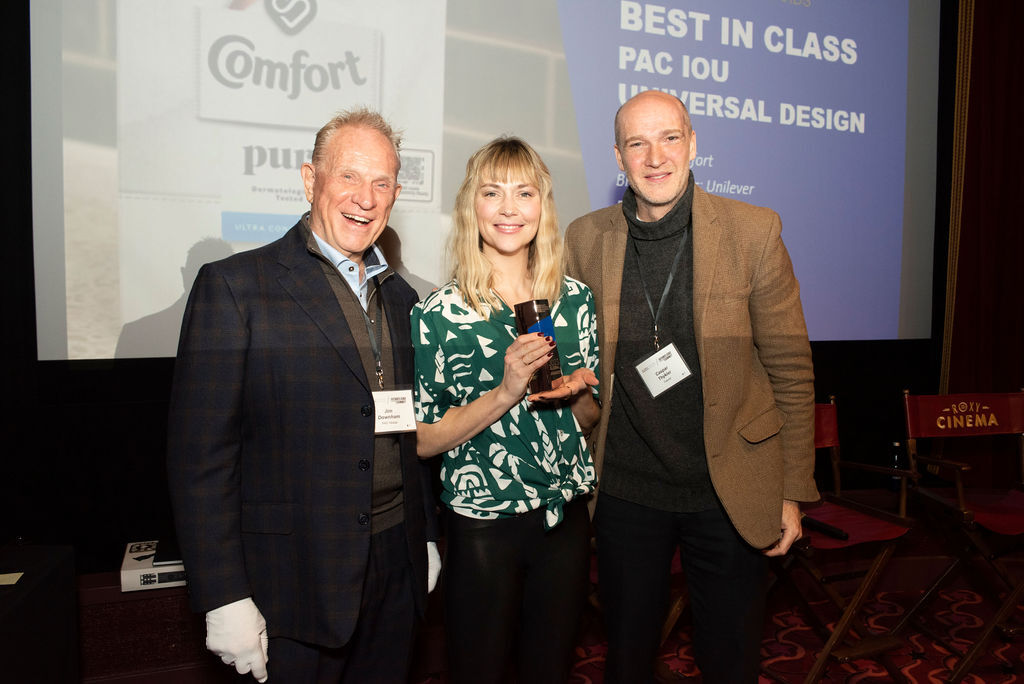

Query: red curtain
[944,0,1024,484]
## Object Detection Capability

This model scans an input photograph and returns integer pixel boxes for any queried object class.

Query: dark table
[0,544,78,683]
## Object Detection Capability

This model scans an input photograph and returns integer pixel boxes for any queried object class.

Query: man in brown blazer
[565,91,818,682]
[167,108,439,682]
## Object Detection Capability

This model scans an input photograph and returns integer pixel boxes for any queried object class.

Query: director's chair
[764,396,917,683]
[902,389,1024,682]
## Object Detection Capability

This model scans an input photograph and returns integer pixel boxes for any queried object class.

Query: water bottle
[889,440,903,490]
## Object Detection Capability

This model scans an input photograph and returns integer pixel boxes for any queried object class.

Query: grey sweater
[601,177,717,512]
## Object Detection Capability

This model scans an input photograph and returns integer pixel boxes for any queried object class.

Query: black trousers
[263,523,417,683]
[595,493,768,683]
[442,499,590,684]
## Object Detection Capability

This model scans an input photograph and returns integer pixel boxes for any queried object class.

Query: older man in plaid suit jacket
[167,108,440,682]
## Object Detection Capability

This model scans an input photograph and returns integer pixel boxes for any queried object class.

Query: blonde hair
[449,137,564,319]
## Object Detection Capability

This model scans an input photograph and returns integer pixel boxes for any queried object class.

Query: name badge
[634,342,692,398]
[373,389,417,433]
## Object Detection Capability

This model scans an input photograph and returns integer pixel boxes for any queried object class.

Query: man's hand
[206,597,269,682]
[427,541,441,593]
[762,499,803,557]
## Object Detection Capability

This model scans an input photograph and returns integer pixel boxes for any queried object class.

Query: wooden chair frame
[764,396,916,684]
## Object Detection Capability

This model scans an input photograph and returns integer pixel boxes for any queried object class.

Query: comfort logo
[198,7,381,129]
[207,35,367,100]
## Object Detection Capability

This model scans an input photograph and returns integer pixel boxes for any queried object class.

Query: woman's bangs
[478,146,542,190]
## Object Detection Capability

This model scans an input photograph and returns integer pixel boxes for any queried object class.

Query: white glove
[205,597,269,682]
[427,541,441,593]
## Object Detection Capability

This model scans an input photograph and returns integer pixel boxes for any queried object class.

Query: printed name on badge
[635,342,692,399]
[374,389,417,433]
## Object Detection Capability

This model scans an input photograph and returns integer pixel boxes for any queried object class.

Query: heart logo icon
[264,0,317,36]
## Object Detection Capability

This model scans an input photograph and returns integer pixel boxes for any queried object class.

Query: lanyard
[631,230,688,351]
[360,276,385,389]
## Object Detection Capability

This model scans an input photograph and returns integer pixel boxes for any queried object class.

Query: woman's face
[475,178,541,260]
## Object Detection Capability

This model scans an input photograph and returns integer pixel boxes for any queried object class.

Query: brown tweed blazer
[565,185,819,549]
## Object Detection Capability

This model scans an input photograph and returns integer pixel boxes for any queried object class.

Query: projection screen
[31,0,940,360]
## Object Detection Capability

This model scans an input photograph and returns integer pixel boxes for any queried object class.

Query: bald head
[612,90,697,221]
[614,91,692,148]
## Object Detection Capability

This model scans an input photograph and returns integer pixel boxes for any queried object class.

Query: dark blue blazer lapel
[274,223,371,393]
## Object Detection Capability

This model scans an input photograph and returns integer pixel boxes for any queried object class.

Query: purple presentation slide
[558,0,909,341]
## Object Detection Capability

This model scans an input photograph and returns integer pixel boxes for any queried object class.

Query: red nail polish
[548,340,556,347]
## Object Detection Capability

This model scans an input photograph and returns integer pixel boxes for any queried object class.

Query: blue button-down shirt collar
[311,230,389,310]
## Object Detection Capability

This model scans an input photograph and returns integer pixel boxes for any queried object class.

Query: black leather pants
[442,499,590,684]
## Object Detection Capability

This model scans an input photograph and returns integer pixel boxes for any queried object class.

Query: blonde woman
[412,137,599,683]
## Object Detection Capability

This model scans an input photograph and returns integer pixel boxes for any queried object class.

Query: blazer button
[358,513,370,525]
[361,405,372,417]
[358,459,370,471]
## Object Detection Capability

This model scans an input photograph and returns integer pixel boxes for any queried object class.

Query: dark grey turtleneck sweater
[602,174,717,512]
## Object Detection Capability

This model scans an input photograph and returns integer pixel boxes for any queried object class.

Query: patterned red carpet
[413,583,1024,682]
[412,550,1024,684]
[567,585,1024,683]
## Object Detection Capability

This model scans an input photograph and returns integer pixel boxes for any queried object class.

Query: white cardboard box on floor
[120,541,187,592]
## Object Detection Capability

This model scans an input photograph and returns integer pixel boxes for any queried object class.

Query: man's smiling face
[614,91,697,222]
[301,125,402,267]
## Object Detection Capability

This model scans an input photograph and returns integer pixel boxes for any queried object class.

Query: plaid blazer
[167,221,438,648]
[564,185,818,549]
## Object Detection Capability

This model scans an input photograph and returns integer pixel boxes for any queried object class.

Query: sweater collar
[621,170,695,241]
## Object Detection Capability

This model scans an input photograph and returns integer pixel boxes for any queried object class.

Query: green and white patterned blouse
[411,276,599,529]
